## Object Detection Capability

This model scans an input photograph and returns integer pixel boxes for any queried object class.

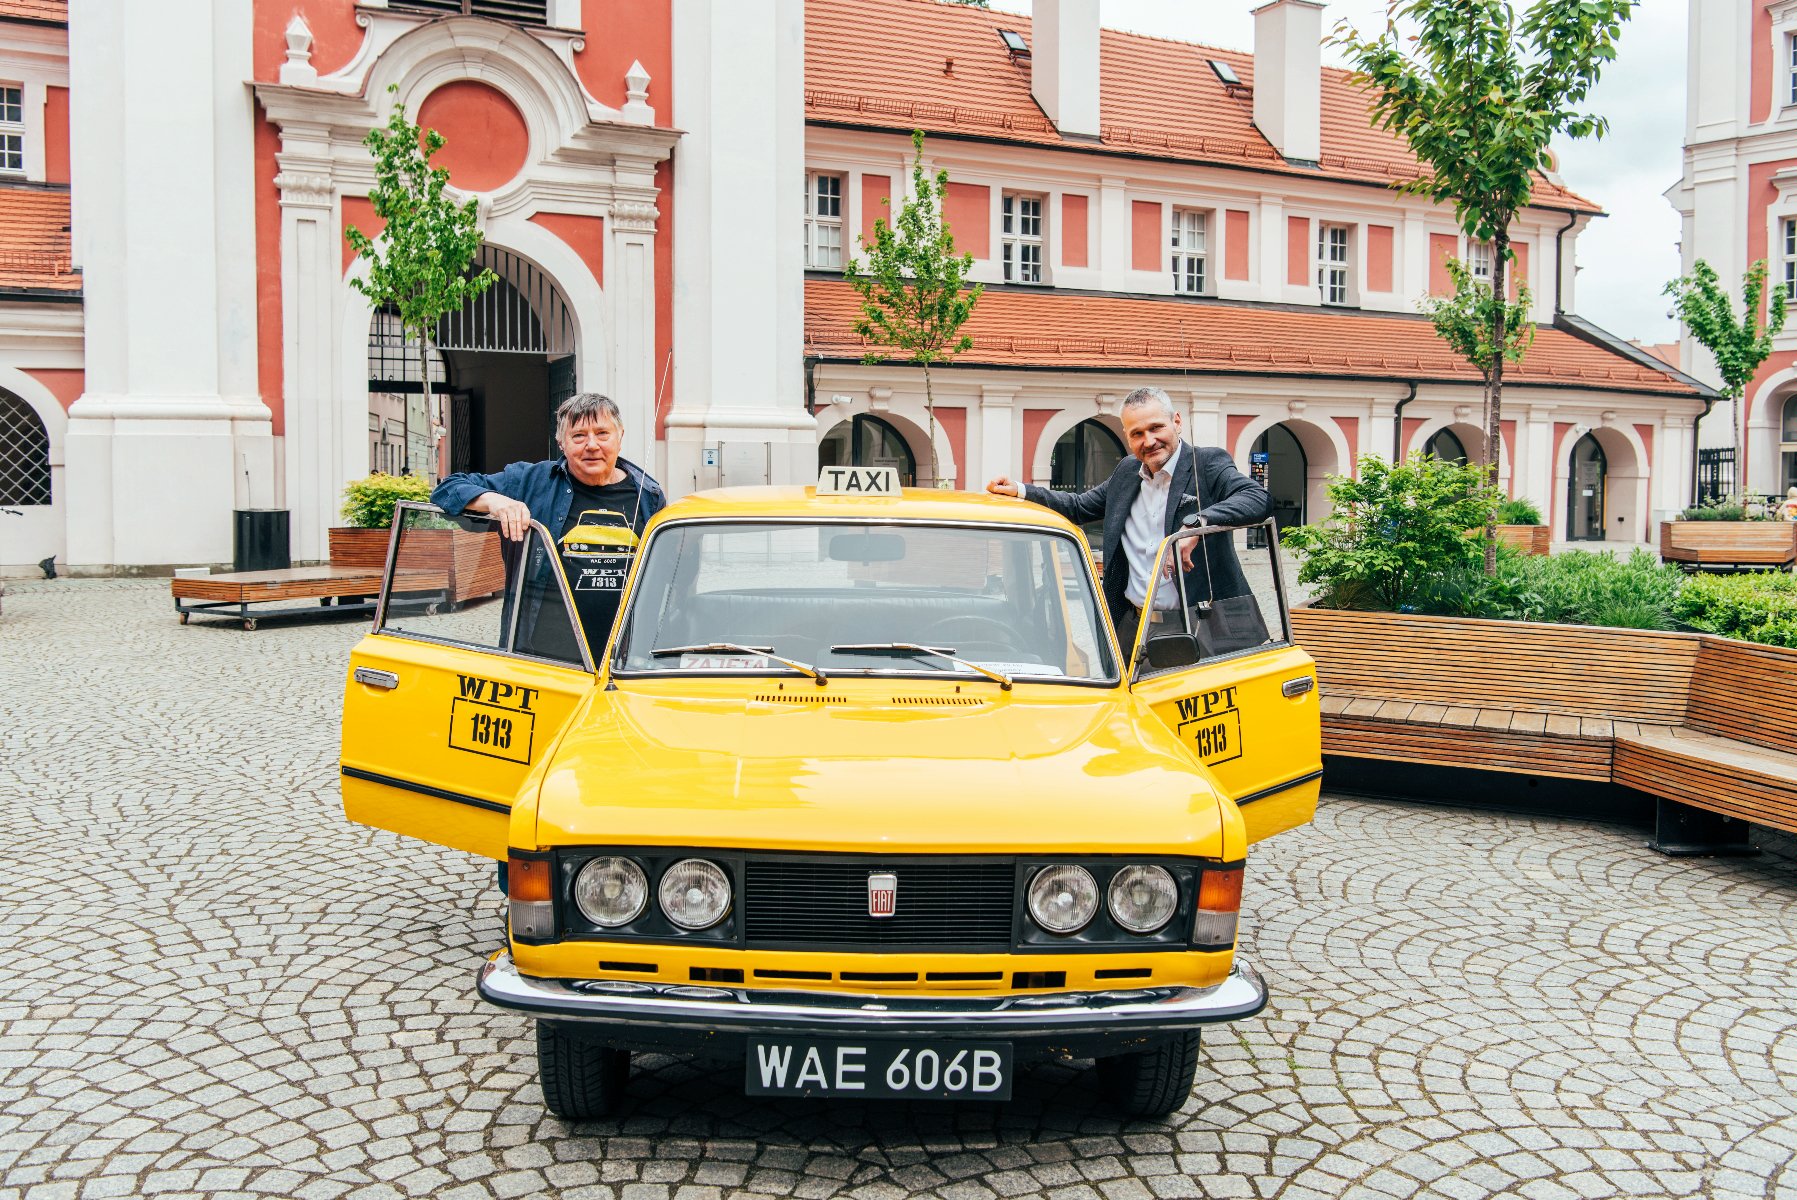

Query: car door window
[378,503,590,671]
[1131,524,1290,680]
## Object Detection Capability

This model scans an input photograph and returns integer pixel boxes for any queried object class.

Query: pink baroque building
[0,0,1705,573]
[1671,0,1797,498]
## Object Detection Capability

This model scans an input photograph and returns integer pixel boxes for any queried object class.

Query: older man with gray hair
[432,392,666,542]
[987,386,1270,654]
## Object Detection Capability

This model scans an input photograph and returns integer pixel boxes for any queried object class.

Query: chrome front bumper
[477,953,1267,1045]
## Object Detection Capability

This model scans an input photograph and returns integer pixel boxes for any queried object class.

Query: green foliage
[1675,572,1797,648]
[844,130,983,485]
[1678,500,1779,522]
[1282,453,1502,611]
[1496,496,1543,525]
[340,472,432,530]
[1409,548,1682,630]
[1664,259,1787,501]
[1419,258,1535,378]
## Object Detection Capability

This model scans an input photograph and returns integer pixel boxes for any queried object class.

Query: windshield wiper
[652,642,827,686]
[830,643,1013,691]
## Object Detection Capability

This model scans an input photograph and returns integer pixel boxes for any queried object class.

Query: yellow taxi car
[340,469,1320,1118]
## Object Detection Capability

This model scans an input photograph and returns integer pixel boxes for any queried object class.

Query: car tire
[1096,1030,1200,1118]
[536,1020,630,1119]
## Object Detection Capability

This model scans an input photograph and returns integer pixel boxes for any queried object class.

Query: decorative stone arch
[257,10,676,561]
[1230,412,1350,525]
[1747,365,1797,495]
[339,216,613,474]
[1028,406,1126,486]
[0,365,68,566]
[816,405,958,490]
[1553,419,1648,543]
[1406,415,1511,488]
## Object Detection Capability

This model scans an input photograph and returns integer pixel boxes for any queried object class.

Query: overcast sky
[984,0,1687,343]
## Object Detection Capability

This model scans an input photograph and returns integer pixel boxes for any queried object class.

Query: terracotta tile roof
[0,185,77,292]
[805,0,1599,214]
[0,0,66,24]
[804,277,1698,398]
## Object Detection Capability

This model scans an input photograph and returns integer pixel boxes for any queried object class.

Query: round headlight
[1027,864,1099,933]
[1107,865,1178,933]
[573,856,648,928]
[658,858,732,930]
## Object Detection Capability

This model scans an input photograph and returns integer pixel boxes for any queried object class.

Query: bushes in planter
[1673,573,1797,647]
[1407,549,1684,629]
[340,472,433,530]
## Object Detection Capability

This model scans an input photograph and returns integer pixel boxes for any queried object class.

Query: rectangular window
[1784,218,1797,301]
[0,86,22,176]
[1170,209,1208,295]
[1317,223,1350,306]
[1468,240,1494,285]
[1002,192,1044,283]
[804,172,843,270]
[1789,33,1797,106]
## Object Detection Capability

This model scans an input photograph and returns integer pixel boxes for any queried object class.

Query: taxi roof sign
[817,466,899,496]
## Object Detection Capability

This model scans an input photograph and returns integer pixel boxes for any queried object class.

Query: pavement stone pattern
[3,578,1795,1200]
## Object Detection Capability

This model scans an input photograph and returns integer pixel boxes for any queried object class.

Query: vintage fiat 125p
[340,467,1321,1118]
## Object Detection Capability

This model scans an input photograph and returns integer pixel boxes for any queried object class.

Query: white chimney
[1030,0,1100,140]
[1253,0,1324,164]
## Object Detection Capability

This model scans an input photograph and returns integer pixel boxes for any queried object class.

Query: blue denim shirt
[431,456,666,536]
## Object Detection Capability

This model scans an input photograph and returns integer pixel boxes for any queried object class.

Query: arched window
[0,388,51,506]
[1568,433,1606,541]
[1424,428,1467,464]
[1782,395,1797,494]
[1252,423,1308,529]
[818,414,916,487]
[1050,419,1123,491]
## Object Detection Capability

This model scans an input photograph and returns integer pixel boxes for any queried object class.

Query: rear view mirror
[827,532,906,562]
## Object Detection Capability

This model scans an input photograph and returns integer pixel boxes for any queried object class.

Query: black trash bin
[234,509,291,573]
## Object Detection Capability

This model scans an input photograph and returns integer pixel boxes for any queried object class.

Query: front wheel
[536,1021,630,1119]
[1096,1030,1200,1117]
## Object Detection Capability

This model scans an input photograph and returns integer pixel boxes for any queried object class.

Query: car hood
[533,683,1225,855]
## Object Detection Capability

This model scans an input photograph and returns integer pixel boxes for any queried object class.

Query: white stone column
[666,0,815,496]
[1097,176,1130,293]
[64,0,271,568]
[1523,405,1556,516]
[606,193,661,471]
[1185,388,1224,451]
[273,149,344,565]
[977,385,1015,483]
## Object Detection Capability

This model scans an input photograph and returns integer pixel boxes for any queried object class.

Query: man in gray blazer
[987,386,1272,657]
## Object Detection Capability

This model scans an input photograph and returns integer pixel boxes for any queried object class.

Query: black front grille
[743,859,1015,949]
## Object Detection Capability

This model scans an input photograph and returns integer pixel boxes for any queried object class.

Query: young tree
[1419,256,1535,479]
[346,85,496,481]
[1337,0,1636,572]
[1664,259,1788,502]
[843,130,983,487]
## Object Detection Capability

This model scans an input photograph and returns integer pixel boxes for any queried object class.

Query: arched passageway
[818,413,918,487]
[1252,423,1309,529]
[1567,433,1608,541]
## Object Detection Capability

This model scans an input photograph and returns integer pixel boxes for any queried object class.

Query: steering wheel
[919,615,1022,648]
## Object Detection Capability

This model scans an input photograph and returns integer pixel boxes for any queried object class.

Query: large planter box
[1658,520,1797,569]
[1495,524,1550,555]
[328,526,506,604]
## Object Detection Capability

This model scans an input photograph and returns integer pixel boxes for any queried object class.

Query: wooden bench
[171,565,447,630]
[1659,520,1797,571]
[1292,607,1796,853]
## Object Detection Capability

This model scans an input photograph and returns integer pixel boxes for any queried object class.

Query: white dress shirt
[1122,449,1181,611]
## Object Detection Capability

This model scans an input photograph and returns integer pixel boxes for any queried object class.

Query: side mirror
[1143,632,1201,672]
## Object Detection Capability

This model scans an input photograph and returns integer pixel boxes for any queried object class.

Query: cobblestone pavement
[4,579,1796,1200]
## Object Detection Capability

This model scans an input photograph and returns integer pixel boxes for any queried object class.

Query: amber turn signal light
[1196,864,1244,913]
[508,856,552,902]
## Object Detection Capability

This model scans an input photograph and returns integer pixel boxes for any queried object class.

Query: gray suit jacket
[1023,442,1272,631]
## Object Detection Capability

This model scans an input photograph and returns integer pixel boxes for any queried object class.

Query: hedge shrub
[1672,572,1797,648]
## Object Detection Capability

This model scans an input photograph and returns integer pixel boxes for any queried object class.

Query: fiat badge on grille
[867,872,897,918]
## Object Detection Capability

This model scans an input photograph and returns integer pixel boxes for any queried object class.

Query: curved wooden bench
[1292,608,1794,853]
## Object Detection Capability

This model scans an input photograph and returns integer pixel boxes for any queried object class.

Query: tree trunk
[922,361,940,488]
[419,324,437,483]
[1485,232,1510,576]
[1732,385,1746,504]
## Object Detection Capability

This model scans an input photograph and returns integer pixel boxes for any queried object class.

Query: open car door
[340,503,596,860]
[1127,519,1321,845]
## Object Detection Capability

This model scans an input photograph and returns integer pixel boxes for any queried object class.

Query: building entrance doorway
[1252,423,1307,529]
[1051,418,1123,545]
[366,246,577,483]
[1568,433,1606,541]
[818,413,917,486]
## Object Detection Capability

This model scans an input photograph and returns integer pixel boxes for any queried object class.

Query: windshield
[613,521,1117,684]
